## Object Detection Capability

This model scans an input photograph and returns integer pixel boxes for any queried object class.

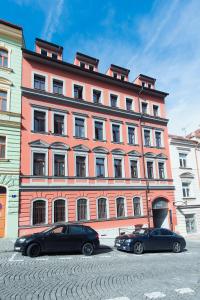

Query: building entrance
[152,198,169,229]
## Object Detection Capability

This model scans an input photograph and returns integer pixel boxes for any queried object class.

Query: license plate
[15,247,21,251]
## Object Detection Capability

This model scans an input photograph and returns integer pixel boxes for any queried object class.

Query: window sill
[111,141,124,145]
[0,66,13,73]
[182,197,196,200]
[0,159,10,162]
[34,88,46,92]
[51,133,68,137]
[73,136,89,140]
[93,139,107,142]
[128,143,139,146]
[179,167,192,170]
[31,130,50,135]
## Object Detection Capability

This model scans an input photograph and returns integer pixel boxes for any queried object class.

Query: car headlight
[124,239,132,245]
[18,238,26,243]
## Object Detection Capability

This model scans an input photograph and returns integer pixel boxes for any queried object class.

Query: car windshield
[133,228,149,235]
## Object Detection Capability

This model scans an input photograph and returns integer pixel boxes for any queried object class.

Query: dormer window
[113,72,117,79]
[41,49,47,56]
[0,49,8,68]
[52,53,58,60]
[89,65,94,71]
[80,62,85,69]
[142,82,145,87]
[148,83,151,89]
[121,75,125,81]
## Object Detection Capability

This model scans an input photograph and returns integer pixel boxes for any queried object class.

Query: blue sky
[1,0,200,135]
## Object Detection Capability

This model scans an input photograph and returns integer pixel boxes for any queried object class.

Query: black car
[14,224,100,257]
[115,228,186,254]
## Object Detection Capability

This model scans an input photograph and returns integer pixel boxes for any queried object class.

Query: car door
[67,225,87,252]
[147,229,164,251]
[43,225,70,252]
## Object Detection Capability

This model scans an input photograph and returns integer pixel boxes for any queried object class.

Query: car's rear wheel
[172,241,181,253]
[82,243,94,256]
[27,243,41,257]
[133,242,144,254]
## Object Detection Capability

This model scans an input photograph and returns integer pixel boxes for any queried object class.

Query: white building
[169,132,200,235]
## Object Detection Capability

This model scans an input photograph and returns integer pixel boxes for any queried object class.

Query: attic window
[41,49,47,56]
[142,82,145,87]
[121,75,125,81]
[113,72,117,79]
[148,83,151,89]
[80,62,85,69]
[89,65,94,71]
[52,53,58,60]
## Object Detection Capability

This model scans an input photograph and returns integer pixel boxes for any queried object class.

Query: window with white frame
[75,117,85,138]
[77,198,88,221]
[155,131,162,148]
[53,199,66,222]
[141,102,148,114]
[53,79,63,95]
[144,129,151,147]
[34,74,46,90]
[54,154,66,176]
[114,158,123,178]
[74,84,83,99]
[33,152,46,176]
[179,153,187,168]
[126,98,133,111]
[94,120,104,140]
[110,94,118,107]
[32,200,47,225]
[158,162,165,179]
[153,105,159,117]
[130,160,138,178]
[146,161,154,179]
[182,182,190,198]
[76,156,86,177]
[116,197,125,218]
[41,49,47,56]
[133,197,141,216]
[93,89,102,104]
[0,90,7,111]
[112,123,121,143]
[33,110,46,132]
[0,49,8,68]
[128,126,135,144]
[96,157,105,177]
[0,136,6,159]
[53,113,65,135]
[97,198,107,219]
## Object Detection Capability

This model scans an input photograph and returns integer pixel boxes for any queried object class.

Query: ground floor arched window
[32,200,46,225]
[97,198,107,219]
[53,199,66,223]
[77,198,88,221]
[116,197,125,218]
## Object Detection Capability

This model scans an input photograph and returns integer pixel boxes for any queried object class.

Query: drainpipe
[137,87,151,228]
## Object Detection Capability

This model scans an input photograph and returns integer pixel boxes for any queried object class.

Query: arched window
[53,199,66,223]
[32,200,46,225]
[116,197,125,218]
[0,90,7,111]
[77,198,88,221]
[133,197,141,216]
[97,198,107,219]
[0,49,8,68]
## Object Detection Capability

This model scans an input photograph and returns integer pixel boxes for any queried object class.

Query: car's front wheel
[26,243,41,257]
[82,243,94,256]
[172,241,182,253]
[133,242,144,254]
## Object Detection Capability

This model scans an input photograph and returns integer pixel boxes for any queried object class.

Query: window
[80,62,85,68]
[116,197,125,218]
[33,153,46,176]
[77,199,88,221]
[96,157,105,177]
[89,65,94,71]
[144,129,151,146]
[147,161,154,179]
[142,102,148,114]
[179,153,187,168]
[97,198,107,219]
[54,154,65,176]
[160,229,173,236]
[182,182,190,198]
[54,114,64,135]
[155,131,162,147]
[133,197,141,216]
[0,136,6,159]
[93,89,101,104]
[53,79,63,94]
[53,199,65,223]
[51,226,66,234]
[121,75,125,81]
[75,117,85,138]
[158,162,165,179]
[130,160,138,178]
[52,53,58,60]
[112,124,120,143]
[185,214,196,233]
[41,49,47,56]
[142,82,145,87]
[128,127,135,144]
[0,49,8,67]
[0,90,7,111]
[32,200,46,225]
[148,83,151,89]
[69,225,85,234]
[114,159,122,178]
[34,74,46,90]
[76,156,86,177]
[34,110,46,132]
[126,98,132,111]
[74,84,83,99]
[94,121,103,140]
[110,94,118,107]
[113,72,117,79]
[153,105,159,116]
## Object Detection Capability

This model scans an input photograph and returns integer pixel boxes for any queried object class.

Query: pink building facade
[19,39,176,237]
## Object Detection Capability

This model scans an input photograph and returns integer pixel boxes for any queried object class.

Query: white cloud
[42,0,64,41]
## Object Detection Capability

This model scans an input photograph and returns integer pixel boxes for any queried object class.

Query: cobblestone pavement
[0,239,200,300]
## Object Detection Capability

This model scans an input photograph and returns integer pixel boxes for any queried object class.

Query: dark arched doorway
[152,198,169,228]
[0,186,6,237]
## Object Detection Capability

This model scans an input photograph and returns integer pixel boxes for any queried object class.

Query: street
[0,239,200,300]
